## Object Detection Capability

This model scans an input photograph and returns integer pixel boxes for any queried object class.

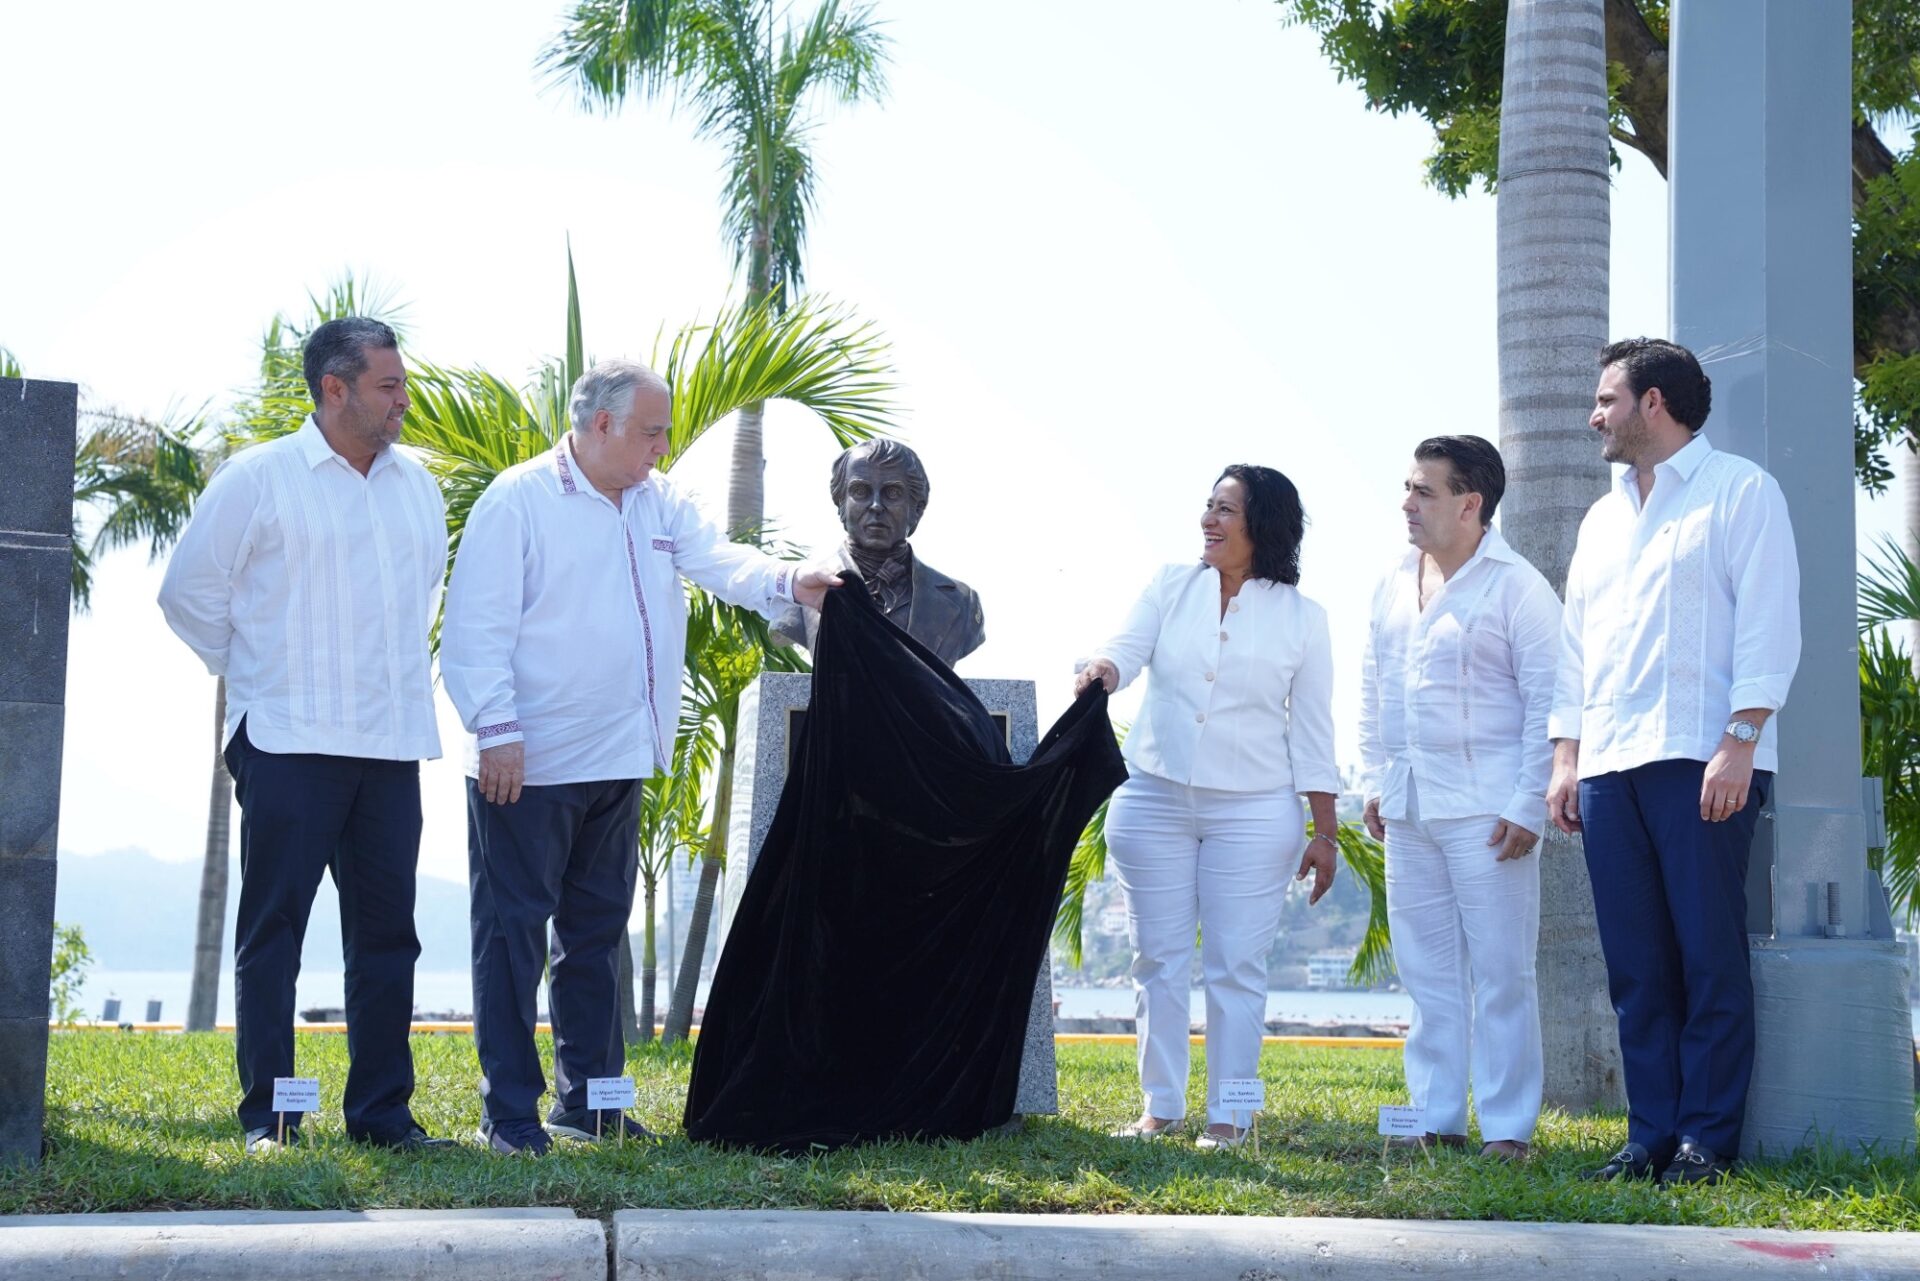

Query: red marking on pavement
[1734,1241,1835,1261]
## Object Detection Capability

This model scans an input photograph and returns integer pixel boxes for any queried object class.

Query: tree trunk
[638,877,658,1042]
[1496,0,1624,1113]
[185,677,231,1032]
[616,926,639,1045]
[663,746,733,1045]
[726,401,767,540]
[663,856,677,999]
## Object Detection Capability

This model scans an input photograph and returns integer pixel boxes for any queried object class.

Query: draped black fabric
[683,581,1126,1151]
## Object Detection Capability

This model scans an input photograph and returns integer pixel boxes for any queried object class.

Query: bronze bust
[774,439,985,665]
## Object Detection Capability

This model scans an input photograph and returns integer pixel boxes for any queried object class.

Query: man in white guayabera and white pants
[1360,435,1560,1160]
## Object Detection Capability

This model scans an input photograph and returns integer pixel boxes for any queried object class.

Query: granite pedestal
[0,377,77,1168]
[717,672,1057,1116]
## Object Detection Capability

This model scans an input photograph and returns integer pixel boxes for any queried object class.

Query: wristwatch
[1723,719,1761,745]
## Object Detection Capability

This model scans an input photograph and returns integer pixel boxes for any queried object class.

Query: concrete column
[1669,0,1916,1157]
[0,377,77,1168]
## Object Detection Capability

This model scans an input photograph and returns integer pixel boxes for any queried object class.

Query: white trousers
[1384,776,1542,1141]
[1106,770,1303,1125]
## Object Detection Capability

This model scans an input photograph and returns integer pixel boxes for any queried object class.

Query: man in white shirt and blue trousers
[1361,435,1560,1161]
[159,319,454,1153]
[1548,338,1801,1186]
[442,359,836,1156]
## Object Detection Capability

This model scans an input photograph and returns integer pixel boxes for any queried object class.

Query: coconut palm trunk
[185,677,231,1032]
[1495,0,1624,1111]
[1904,456,1920,669]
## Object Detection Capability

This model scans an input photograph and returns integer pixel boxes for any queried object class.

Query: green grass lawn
[5,1032,1916,1229]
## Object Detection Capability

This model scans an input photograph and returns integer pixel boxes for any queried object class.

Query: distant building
[1307,948,1358,990]
[1096,904,1128,938]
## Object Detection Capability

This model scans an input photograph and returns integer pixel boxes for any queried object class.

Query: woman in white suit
[1076,464,1341,1149]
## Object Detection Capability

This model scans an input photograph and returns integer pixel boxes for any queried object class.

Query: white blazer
[1089,562,1339,795]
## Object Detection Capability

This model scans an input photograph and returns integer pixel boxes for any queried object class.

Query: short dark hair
[1413,435,1505,528]
[1216,464,1305,585]
[302,317,400,405]
[1599,337,1712,431]
[830,438,931,535]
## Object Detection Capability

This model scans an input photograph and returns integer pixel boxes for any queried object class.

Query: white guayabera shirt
[1358,527,1562,836]
[158,417,447,761]
[440,434,799,787]
[1089,562,1340,796]
[1549,433,1801,779]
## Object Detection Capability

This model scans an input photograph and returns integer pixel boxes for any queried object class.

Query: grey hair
[568,359,671,435]
[830,438,931,535]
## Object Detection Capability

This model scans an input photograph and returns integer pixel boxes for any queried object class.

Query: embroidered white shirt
[1358,528,1562,835]
[1088,562,1340,795]
[440,435,799,786]
[1549,433,1801,778]
[158,417,446,761]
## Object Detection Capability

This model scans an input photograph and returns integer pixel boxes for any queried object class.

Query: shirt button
[1195,712,1206,723]
[1204,672,1215,682]
[1220,631,1229,642]
[1228,601,1240,613]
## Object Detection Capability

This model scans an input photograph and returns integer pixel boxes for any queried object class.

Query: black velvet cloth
[683,581,1126,1151]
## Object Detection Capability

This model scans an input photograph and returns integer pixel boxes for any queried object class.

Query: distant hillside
[54,848,473,972]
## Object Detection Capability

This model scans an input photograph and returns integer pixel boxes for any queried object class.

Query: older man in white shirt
[1548,338,1800,1186]
[441,358,836,1157]
[159,317,452,1153]
[1360,435,1560,1161]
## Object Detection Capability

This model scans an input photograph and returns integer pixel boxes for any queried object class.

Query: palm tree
[540,0,890,538]
[1494,0,1621,1111]
[1855,537,1920,922]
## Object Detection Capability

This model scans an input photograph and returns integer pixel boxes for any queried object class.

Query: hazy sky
[6,0,1895,896]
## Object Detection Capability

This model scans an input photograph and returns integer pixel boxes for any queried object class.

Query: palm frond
[1858,534,1920,632]
[1337,824,1395,986]
[655,293,895,465]
[0,346,20,379]
[539,0,707,113]
[1051,796,1109,968]
[1860,628,1920,924]
[70,407,214,608]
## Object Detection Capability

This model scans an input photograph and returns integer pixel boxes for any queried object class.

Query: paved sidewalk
[5,1207,1918,1280]
[616,1209,1920,1280]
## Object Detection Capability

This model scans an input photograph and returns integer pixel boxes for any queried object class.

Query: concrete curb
[612,1209,1920,1280]
[0,1208,606,1280]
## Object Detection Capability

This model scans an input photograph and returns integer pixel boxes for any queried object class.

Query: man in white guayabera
[1549,338,1801,1187]
[1359,434,1560,1162]
[440,359,838,1157]
[159,318,454,1154]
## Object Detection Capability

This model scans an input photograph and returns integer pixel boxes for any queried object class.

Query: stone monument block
[719,671,1058,1116]
[0,376,77,1168]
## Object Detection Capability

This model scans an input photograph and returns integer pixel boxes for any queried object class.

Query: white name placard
[1377,1105,1426,1137]
[1216,1078,1267,1110]
[586,1076,636,1111]
[272,1077,320,1113]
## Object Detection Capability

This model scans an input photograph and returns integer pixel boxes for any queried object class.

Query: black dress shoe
[1660,1140,1732,1186]
[1586,1141,1659,1181]
[353,1124,457,1152]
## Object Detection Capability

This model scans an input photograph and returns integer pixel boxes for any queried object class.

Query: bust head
[829,439,931,555]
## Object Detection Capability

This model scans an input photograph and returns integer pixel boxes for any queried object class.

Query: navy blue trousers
[1581,758,1770,1160]
[223,719,424,1137]
[467,777,642,1126]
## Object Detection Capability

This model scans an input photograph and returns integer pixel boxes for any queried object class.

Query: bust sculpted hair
[568,359,672,435]
[1216,463,1304,585]
[302,317,399,404]
[1599,336,1713,431]
[830,439,931,538]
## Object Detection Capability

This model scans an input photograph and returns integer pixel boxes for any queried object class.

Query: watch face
[1729,721,1759,742]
